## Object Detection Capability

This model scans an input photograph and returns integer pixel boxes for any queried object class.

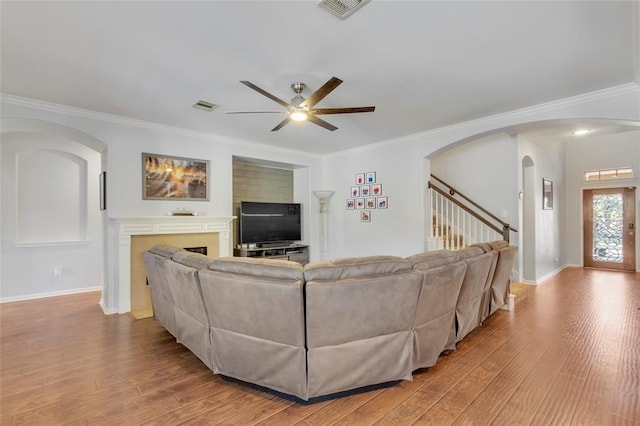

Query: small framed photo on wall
[346,199,355,210]
[377,196,388,208]
[361,185,370,196]
[361,210,371,222]
[356,198,365,209]
[372,184,382,196]
[351,186,360,197]
[367,198,376,208]
[355,173,365,185]
[366,172,376,183]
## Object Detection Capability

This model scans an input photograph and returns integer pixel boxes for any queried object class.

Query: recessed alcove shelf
[14,240,90,248]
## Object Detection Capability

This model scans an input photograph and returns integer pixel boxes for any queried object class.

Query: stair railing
[428,174,517,249]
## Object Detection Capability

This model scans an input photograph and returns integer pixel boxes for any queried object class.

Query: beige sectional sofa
[142,240,517,401]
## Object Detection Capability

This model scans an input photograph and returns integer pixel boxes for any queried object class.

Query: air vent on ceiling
[192,100,218,111]
[317,0,370,20]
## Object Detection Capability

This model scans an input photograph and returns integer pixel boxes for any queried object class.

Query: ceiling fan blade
[299,77,343,109]
[307,114,338,131]
[271,116,291,131]
[240,81,292,109]
[313,106,376,115]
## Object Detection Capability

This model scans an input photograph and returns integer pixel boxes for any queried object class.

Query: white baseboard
[99,298,119,315]
[534,264,569,284]
[0,286,102,304]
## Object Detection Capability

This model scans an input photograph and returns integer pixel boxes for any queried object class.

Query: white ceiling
[1,1,638,155]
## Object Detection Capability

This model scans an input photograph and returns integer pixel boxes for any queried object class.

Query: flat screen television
[239,201,302,246]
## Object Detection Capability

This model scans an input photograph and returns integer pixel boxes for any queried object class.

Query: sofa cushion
[149,244,184,258]
[303,256,410,281]
[209,257,304,281]
[488,240,509,250]
[470,242,492,253]
[407,250,460,270]
[456,246,484,260]
[172,250,214,270]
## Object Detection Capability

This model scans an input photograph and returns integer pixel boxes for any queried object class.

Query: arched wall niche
[16,148,88,243]
[1,119,107,244]
[1,117,107,302]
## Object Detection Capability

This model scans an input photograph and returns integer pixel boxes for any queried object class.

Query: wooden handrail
[430,174,518,233]
[428,182,503,235]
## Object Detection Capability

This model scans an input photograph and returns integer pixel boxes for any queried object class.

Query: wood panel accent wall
[130,232,219,319]
[232,161,293,246]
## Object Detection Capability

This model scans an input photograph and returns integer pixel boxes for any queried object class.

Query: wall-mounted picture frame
[366,197,376,209]
[361,185,370,197]
[99,171,107,210]
[361,210,371,222]
[377,196,388,209]
[142,153,209,201]
[372,184,382,196]
[346,199,355,210]
[366,172,376,183]
[542,178,553,210]
[356,198,365,209]
[351,186,360,197]
[355,173,365,185]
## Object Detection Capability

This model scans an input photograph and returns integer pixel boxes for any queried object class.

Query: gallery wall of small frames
[346,171,388,222]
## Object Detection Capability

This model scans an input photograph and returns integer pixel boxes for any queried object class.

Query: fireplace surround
[104,216,235,314]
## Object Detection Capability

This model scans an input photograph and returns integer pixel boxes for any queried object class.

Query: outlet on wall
[54,266,62,279]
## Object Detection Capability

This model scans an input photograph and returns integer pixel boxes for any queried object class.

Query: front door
[583,187,636,271]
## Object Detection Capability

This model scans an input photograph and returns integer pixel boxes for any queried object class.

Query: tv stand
[258,242,289,249]
[234,243,309,265]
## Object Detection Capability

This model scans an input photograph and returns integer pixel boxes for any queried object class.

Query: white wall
[430,132,520,235]
[517,135,566,282]
[322,85,640,262]
[324,143,427,259]
[1,84,639,301]
[564,130,640,271]
[1,99,323,305]
[1,130,103,300]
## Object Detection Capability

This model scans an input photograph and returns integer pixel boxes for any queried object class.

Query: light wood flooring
[1,267,638,425]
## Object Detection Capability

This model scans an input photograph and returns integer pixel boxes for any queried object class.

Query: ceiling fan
[227,76,375,131]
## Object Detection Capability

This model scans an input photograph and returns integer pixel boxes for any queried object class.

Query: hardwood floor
[1,267,638,425]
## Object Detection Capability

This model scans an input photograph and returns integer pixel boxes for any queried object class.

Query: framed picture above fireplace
[142,152,209,201]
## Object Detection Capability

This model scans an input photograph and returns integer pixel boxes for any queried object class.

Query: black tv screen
[240,201,301,245]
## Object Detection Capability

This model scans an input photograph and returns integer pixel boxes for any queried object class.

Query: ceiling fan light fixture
[572,128,591,136]
[290,110,308,121]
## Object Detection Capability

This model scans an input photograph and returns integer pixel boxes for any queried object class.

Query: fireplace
[184,246,207,255]
[105,216,235,315]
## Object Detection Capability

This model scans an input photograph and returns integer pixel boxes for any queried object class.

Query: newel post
[502,224,510,243]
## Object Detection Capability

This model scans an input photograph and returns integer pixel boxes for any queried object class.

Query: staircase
[429,174,517,250]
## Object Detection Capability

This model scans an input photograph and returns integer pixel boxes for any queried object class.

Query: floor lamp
[312,190,334,261]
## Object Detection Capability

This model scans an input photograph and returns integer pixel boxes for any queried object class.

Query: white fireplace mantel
[103,215,236,314]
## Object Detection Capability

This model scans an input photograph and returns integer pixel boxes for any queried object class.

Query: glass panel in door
[583,187,636,271]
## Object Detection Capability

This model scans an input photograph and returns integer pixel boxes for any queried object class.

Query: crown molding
[0,93,324,160]
[3,82,637,160]
[327,82,639,158]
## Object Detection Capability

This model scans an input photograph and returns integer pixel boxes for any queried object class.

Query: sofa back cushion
[201,257,305,346]
[172,250,214,270]
[303,255,410,282]
[209,256,303,280]
[149,244,184,258]
[406,250,460,270]
[305,269,422,349]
